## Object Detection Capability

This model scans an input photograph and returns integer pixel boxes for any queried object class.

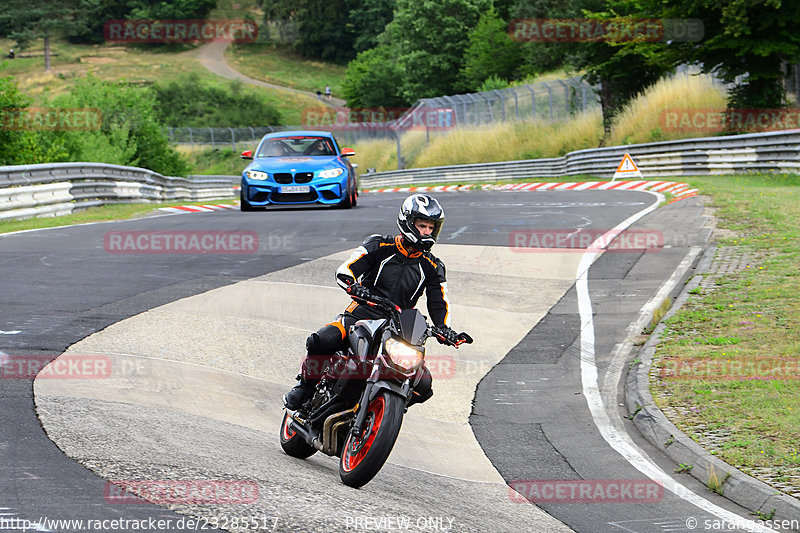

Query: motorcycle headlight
[318,168,344,179]
[246,170,269,181]
[384,337,424,372]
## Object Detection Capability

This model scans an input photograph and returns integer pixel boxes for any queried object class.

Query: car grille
[273,173,293,184]
[294,172,314,183]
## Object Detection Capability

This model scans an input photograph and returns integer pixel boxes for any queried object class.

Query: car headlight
[384,337,424,372]
[246,170,269,181]
[318,168,344,179]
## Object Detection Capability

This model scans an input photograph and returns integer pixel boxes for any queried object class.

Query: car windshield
[257,136,336,157]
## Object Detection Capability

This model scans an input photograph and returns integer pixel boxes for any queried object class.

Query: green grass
[226,43,346,97]
[0,35,329,124]
[0,199,235,235]
[651,173,800,477]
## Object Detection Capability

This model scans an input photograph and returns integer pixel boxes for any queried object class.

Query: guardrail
[360,130,800,187]
[0,162,238,221]
[3,130,799,221]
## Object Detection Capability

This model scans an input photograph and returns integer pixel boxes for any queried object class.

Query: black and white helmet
[397,193,444,251]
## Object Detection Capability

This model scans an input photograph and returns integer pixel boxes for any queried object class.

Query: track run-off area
[0,189,783,532]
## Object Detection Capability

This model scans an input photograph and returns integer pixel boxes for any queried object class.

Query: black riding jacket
[335,234,451,327]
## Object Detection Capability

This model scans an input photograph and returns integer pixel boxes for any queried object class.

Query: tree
[292,0,361,63]
[342,44,409,108]
[0,0,86,70]
[66,0,219,44]
[392,0,492,101]
[543,0,672,133]
[0,75,67,165]
[510,0,584,75]
[349,0,396,53]
[460,6,524,91]
[53,75,188,175]
[664,0,800,109]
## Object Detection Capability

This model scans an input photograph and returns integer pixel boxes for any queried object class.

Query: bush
[52,75,189,175]
[0,74,67,165]
[152,73,282,128]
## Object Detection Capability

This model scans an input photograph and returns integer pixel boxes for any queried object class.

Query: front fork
[350,360,413,438]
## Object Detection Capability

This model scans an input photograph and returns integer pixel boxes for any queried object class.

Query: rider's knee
[306,324,345,355]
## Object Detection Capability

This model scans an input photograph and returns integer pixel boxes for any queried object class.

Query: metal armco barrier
[360,130,800,188]
[0,162,238,221]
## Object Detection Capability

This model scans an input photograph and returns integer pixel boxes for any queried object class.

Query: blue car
[239,131,358,211]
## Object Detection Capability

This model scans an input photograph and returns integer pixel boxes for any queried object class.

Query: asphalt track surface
[0,191,775,533]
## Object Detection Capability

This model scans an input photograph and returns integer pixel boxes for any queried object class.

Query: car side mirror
[341,148,355,157]
[241,150,253,159]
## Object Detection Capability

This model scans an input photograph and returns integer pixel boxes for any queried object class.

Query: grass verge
[0,199,235,235]
[226,43,346,97]
[651,173,800,481]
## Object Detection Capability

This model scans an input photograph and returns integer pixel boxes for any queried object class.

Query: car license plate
[280,185,310,193]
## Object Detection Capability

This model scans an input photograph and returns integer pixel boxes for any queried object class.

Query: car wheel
[338,179,354,209]
[240,189,256,212]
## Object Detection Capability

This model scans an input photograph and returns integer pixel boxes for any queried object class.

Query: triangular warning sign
[612,153,643,181]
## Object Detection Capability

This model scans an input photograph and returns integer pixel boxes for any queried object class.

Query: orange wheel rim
[341,395,385,472]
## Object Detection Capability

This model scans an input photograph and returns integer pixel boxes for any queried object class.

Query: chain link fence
[166,124,400,150]
[417,76,599,127]
[167,126,274,150]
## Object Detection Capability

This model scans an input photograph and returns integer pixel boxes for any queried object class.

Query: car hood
[249,155,344,172]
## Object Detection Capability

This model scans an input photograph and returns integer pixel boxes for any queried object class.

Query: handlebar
[347,285,473,348]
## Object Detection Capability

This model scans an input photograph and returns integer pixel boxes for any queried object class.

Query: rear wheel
[339,391,404,488]
[279,411,317,459]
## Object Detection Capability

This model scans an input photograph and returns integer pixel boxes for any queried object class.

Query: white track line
[576,191,771,532]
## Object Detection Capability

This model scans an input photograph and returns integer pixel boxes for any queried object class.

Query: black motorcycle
[279,293,472,488]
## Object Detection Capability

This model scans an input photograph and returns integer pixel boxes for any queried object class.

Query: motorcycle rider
[284,193,461,410]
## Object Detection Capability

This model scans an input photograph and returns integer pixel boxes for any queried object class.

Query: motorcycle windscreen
[397,309,428,345]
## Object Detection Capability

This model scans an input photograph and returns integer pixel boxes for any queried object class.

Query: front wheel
[338,178,354,209]
[240,189,256,212]
[279,411,317,459]
[339,391,404,488]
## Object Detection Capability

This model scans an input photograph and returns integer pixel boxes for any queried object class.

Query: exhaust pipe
[321,405,358,456]
[288,416,321,450]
